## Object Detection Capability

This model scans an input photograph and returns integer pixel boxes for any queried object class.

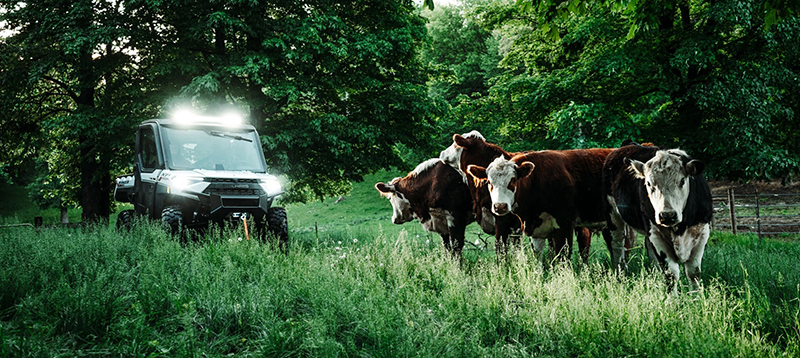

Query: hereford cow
[603,142,712,293]
[466,148,614,261]
[445,132,612,262]
[375,158,474,257]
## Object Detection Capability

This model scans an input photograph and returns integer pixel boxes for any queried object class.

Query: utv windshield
[161,126,266,172]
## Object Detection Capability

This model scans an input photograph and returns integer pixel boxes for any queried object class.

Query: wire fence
[712,188,800,237]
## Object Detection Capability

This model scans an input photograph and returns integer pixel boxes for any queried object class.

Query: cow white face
[467,157,534,216]
[627,150,704,227]
[375,180,414,224]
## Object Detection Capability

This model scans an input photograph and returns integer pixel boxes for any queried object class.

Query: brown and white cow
[445,132,614,262]
[466,148,615,261]
[375,158,474,257]
[603,142,712,293]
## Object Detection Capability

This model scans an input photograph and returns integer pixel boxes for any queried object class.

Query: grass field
[1,174,799,356]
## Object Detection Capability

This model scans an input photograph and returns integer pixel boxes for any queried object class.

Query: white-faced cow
[603,142,712,293]
[466,148,615,262]
[375,158,473,257]
[445,132,617,262]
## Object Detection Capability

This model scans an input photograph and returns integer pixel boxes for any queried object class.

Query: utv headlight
[170,176,203,193]
[261,178,283,196]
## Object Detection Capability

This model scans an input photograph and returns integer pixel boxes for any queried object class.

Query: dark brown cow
[467,148,617,262]
[444,131,604,262]
[375,158,473,257]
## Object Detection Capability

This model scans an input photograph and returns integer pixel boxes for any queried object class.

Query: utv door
[134,124,163,218]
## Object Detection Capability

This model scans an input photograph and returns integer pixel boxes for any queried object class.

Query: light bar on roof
[171,109,243,127]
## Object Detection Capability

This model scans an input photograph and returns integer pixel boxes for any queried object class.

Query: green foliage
[442,0,800,180]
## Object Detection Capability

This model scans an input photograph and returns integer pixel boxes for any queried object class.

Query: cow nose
[493,203,509,215]
[659,211,678,226]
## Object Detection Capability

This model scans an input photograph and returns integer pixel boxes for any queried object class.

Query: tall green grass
[1,222,797,357]
[2,174,799,356]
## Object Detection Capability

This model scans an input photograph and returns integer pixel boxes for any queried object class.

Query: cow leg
[646,232,681,295]
[623,225,636,261]
[609,218,629,271]
[644,235,660,266]
[509,215,522,247]
[684,224,710,291]
[530,238,547,261]
[602,227,613,260]
[440,234,452,254]
[494,214,515,258]
[551,220,574,263]
[664,260,681,295]
[575,226,592,265]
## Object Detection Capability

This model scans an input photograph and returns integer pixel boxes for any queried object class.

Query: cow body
[447,132,619,262]
[603,143,712,292]
[467,148,614,261]
[375,158,473,257]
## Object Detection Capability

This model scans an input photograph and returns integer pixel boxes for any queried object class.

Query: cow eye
[680,178,686,187]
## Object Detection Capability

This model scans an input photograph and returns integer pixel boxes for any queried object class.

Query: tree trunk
[61,206,69,224]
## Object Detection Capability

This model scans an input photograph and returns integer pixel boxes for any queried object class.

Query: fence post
[728,188,737,235]
[755,187,762,243]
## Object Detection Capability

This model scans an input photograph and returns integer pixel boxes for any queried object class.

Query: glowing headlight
[170,176,202,193]
[220,112,242,126]
[261,178,283,196]
[172,108,197,124]
[171,108,243,127]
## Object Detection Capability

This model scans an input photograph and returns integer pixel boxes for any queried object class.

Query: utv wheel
[265,207,289,247]
[161,205,183,236]
[116,210,135,231]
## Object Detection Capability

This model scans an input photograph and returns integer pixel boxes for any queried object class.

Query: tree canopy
[429,0,800,180]
[1,0,799,219]
[1,0,439,218]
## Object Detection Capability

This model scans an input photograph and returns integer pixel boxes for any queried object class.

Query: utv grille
[204,178,259,183]
[204,187,264,196]
[222,198,260,207]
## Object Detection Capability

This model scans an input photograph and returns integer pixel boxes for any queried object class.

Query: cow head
[375,179,414,224]
[625,149,705,227]
[440,130,485,171]
[466,157,534,216]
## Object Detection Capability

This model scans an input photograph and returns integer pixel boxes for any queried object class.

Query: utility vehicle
[114,116,287,243]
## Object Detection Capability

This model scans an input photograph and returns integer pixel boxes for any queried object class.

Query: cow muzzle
[493,203,510,216]
[658,211,679,227]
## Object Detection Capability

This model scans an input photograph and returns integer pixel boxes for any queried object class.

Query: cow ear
[625,157,646,179]
[453,134,469,148]
[466,165,487,180]
[375,182,395,194]
[516,161,535,178]
[685,160,705,176]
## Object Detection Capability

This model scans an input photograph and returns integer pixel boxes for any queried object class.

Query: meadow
[1,173,799,357]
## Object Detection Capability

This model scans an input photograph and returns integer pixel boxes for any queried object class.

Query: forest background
[1,0,799,220]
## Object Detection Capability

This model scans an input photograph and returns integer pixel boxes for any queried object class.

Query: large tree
[0,0,152,221]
